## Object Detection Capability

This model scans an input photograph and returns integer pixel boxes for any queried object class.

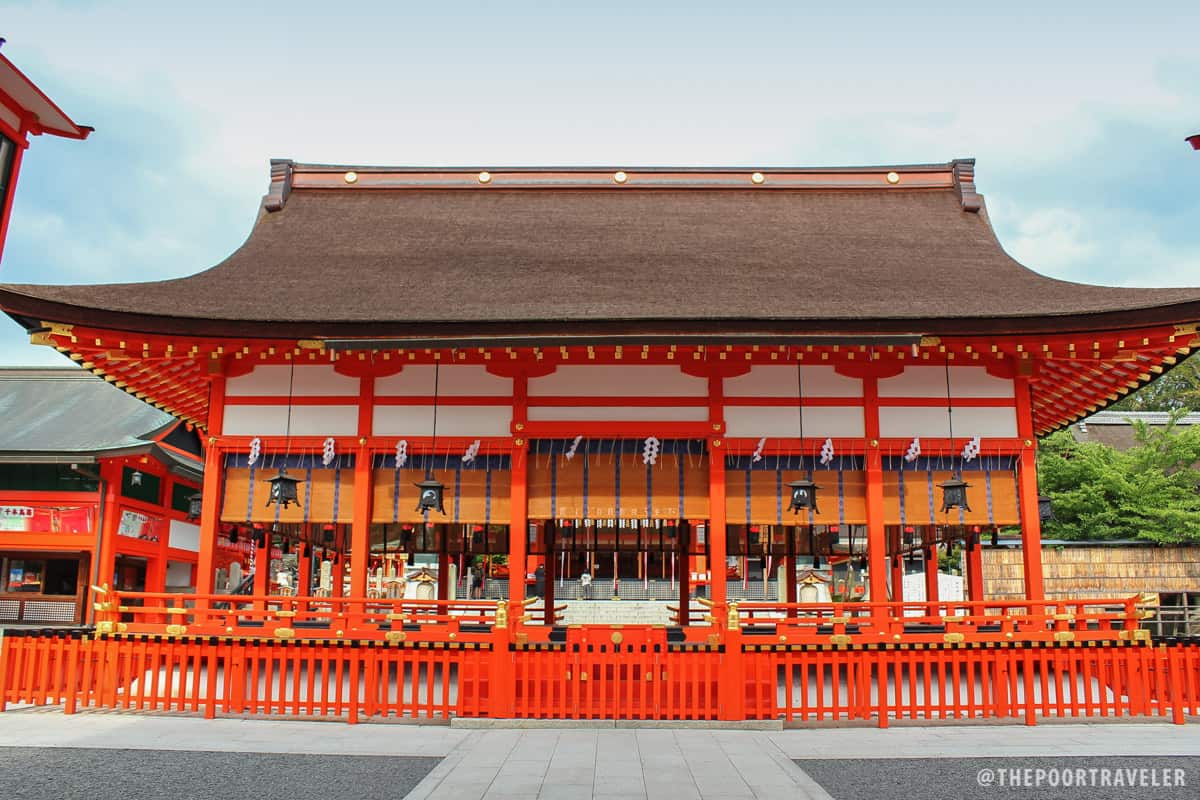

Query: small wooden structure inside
[1,160,1199,723]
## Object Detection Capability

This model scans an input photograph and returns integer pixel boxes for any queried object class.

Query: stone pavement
[1,710,1198,799]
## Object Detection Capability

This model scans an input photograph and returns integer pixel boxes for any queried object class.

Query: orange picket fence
[2,593,1198,725]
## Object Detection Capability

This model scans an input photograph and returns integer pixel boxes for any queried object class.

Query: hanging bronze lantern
[939,477,971,513]
[187,492,203,521]
[415,475,446,514]
[787,479,820,514]
[1038,494,1055,522]
[265,467,301,509]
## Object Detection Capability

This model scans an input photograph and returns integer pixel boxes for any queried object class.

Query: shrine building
[1,160,1198,724]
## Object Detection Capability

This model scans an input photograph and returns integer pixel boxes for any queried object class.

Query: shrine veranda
[2,161,1199,723]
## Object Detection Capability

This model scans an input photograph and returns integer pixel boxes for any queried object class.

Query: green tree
[1038,412,1200,544]
[1109,352,1200,412]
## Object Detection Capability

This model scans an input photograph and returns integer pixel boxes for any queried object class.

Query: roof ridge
[261,158,977,214]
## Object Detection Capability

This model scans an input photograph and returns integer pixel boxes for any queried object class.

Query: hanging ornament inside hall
[248,436,262,467]
[788,356,821,514]
[415,361,446,515]
[937,360,972,513]
[264,364,302,510]
[322,437,337,466]
[642,436,661,465]
[266,468,301,508]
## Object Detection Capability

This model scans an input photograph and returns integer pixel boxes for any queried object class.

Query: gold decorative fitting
[611,631,624,644]
[1024,439,1033,447]
[830,634,852,646]
[778,635,788,642]
[1053,631,1075,643]
[167,607,188,615]
[343,171,359,184]
[96,621,114,635]
[477,170,492,184]
[514,422,525,431]
[336,629,344,637]
[385,631,406,643]
[944,632,965,644]
[274,627,295,639]
[495,599,509,629]
[886,171,901,184]
[166,624,188,636]
[613,170,628,184]
[727,603,739,631]
[276,610,296,618]
[298,339,324,349]
[514,438,524,446]
[226,627,234,633]
[750,172,765,185]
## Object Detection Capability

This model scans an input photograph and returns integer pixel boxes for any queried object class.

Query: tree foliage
[1038,412,1200,544]
[1109,352,1200,412]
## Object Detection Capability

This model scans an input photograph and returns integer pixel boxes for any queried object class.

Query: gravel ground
[800,756,1200,800]
[0,746,441,800]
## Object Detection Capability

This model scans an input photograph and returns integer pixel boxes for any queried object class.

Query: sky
[0,1,1198,365]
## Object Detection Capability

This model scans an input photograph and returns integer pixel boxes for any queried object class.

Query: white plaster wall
[724,406,865,437]
[878,366,1014,398]
[724,366,862,398]
[526,406,709,422]
[168,520,200,552]
[528,366,707,397]
[223,405,359,436]
[373,405,512,436]
[878,406,1018,438]
[376,365,513,397]
[226,364,359,396]
[165,561,194,590]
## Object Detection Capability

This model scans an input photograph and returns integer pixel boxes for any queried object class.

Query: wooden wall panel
[220,467,354,523]
[371,468,511,524]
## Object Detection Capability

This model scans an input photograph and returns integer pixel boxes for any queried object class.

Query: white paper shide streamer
[462,439,481,464]
[961,435,981,462]
[395,439,408,467]
[904,437,921,463]
[751,437,767,463]
[819,437,835,465]
[322,437,337,466]
[642,436,661,465]
[248,437,262,467]
[564,435,583,461]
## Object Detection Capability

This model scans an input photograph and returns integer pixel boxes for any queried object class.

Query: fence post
[719,602,745,721]
[489,600,515,718]
[875,647,890,728]
[1166,642,1185,725]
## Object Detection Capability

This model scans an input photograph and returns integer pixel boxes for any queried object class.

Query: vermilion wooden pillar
[297,546,311,597]
[349,444,372,598]
[890,554,904,604]
[543,521,556,625]
[195,373,227,603]
[863,396,889,607]
[509,441,528,607]
[923,546,939,606]
[253,536,270,611]
[1014,376,1046,602]
[678,520,691,625]
[707,443,727,608]
[966,535,985,602]
[94,460,123,602]
[785,527,798,616]
[438,550,451,600]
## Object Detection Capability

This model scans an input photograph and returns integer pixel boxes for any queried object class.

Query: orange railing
[96,590,502,642]
[734,597,1141,645]
[2,625,1198,724]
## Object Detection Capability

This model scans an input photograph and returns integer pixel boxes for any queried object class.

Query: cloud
[1,2,1199,367]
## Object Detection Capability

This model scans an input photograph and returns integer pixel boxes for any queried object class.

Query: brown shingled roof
[2,160,1199,339]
